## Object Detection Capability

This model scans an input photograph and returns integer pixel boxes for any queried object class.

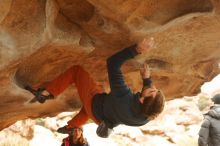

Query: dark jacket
[198,105,220,146]
[92,44,149,128]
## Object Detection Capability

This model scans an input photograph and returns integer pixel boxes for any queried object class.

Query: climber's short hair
[141,90,165,120]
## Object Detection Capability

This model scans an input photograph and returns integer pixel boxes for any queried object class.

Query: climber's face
[139,86,158,104]
[141,86,158,98]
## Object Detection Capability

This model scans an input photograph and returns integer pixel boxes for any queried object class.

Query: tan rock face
[0,0,220,130]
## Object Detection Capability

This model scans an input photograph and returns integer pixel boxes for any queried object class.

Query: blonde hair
[70,128,88,145]
[77,134,87,145]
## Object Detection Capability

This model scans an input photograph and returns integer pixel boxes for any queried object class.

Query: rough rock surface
[0,0,220,130]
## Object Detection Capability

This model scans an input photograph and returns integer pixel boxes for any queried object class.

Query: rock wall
[0,0,220,130]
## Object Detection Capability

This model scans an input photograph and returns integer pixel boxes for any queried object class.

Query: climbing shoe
[25,85,54,103]
[57,125,75,134]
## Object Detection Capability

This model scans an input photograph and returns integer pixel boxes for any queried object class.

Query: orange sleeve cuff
[67,107,89,128]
